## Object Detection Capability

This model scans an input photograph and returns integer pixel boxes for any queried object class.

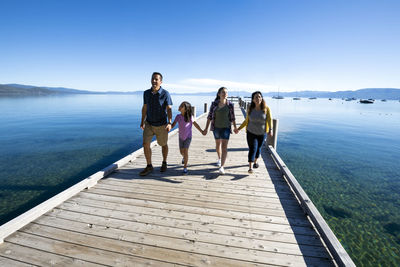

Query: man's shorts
[143,121,168,146]
[179,137,192,149]
[213,127,231,140]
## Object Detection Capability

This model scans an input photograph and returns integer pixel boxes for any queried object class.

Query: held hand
[234,128,239,134]
[165,124,172,132]
[202,129,207,136]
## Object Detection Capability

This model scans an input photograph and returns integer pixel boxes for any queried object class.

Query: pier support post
[267,119,279,150]
[204,103,208,113]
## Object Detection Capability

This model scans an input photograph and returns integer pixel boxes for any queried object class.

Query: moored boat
[360,99,375,104]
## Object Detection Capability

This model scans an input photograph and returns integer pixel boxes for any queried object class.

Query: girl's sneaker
[216,159,221,167]
[183,168,188,175]
[218,166,225,175]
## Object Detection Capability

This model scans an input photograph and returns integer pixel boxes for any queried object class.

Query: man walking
[139,72,173,176]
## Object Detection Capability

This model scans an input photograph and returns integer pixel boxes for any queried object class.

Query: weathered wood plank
[55,201,320,237]
[66,194,312,227]
[93,182,304,212]
[19,223,332,266]
[46,209,322,247]
[0,241,104,266]
[101,177,298,204]
[0,256,36,267]
[84,187,306,218]
[38,211,330,258]
[7,231,184,267]
[107,175,292,198]
[11,228,273,267]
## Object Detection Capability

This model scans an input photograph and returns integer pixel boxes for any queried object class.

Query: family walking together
[139,72,273,176]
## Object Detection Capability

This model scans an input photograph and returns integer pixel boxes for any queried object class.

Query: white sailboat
[272,87,284,99]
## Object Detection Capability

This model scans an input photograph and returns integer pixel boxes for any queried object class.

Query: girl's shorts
[213,127,230,140]
[179,137,192,149]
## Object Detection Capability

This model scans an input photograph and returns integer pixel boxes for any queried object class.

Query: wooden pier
[0,104,354,266]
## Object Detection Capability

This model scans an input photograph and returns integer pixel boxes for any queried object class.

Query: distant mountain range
[1,83,400,100]
[0,84,92,96]
[262,88,400,100]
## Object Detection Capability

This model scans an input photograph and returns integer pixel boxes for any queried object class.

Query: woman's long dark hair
[214,87,227,101]
[180,101,193,122]
[248,91,267,115]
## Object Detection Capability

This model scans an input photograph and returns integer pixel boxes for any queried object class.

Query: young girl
[237,91,273,173]
[171,101,203,174]
[203,87,238,174]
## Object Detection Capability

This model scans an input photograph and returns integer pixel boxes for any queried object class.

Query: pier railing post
[267,119,279,150]
[204,103,208,113]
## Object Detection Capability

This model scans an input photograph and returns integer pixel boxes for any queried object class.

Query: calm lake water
[0,94,399,266]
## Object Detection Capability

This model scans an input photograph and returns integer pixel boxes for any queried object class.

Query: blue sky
[1,0,399,93]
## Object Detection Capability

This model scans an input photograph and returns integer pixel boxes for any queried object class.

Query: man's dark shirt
[143,87,173,126]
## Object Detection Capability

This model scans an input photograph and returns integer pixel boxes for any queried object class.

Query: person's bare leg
[221,139,229,167]
[143,142,152,165]
[162,145,168,162]
[183,148,189,168]
[215,139,222,160]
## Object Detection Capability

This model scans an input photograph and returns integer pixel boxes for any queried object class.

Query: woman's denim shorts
[213,127,230,140]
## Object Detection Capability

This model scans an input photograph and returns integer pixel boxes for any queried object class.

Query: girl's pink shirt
[175,114,193,140]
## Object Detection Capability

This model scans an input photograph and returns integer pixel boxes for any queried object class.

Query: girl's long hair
[248,91,267,115]
[181,101,193,122]
[214,87,227,101]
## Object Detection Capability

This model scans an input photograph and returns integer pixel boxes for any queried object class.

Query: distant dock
[0,99,354,266]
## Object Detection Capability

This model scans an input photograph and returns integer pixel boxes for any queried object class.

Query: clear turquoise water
[0,95,399,266]
[269,98,400,266]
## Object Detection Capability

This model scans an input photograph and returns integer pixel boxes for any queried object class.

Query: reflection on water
[0,95,399,266]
